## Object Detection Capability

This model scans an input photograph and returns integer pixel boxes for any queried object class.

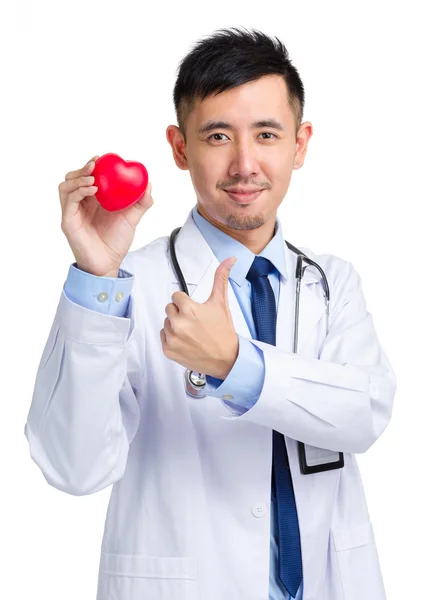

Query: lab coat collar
[191,204,289,287]
[172,208,326,352]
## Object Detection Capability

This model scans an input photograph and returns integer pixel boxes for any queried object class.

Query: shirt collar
[191,204,288,287]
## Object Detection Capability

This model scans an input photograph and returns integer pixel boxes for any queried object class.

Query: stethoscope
[169,226,344,474]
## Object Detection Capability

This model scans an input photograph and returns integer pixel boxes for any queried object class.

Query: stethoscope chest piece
[184,369,208,398]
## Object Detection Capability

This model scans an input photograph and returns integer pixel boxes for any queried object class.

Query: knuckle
[182,302,192,316]
[167,318,177,334]
[75,187,87,199]
[59,181,69,196]
[61,179,72,193]
[173,319,184,334]
[65,190,76,205]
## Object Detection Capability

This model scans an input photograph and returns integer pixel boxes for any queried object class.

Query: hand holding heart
[160,257,239,380]
[59,154,154,277]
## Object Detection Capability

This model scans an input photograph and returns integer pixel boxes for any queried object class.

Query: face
[166,74,313,251]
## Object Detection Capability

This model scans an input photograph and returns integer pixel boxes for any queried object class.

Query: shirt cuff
[63,262,134,317]
[206,335,265,414]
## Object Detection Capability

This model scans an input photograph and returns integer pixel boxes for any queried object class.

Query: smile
[225,190,264,203]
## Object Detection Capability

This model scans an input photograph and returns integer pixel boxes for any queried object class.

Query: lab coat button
[115,291,124,301]
[98,292,108,302]
[252,502,268,518]
[222,394,233,400]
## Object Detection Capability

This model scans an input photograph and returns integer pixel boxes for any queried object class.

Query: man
[25,26,396,600]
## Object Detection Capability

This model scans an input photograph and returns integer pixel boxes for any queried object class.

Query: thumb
[125,181,154,227]
[207,256,237,306]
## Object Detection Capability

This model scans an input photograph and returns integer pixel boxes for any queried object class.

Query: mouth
[225,190,264,203]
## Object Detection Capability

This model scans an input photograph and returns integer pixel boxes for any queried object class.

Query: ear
[166,125,189,171]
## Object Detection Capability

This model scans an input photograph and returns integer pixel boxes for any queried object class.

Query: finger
[160,329,167,350]
[208,257,236,305]
[82,193,101,221]
[162,320,176,350]
[59,175,97,207]
[65,155,100,182]
[171,291,191,312]
[124,182,154,229]
[163,316,175,336]
[160,329,172,357]
[62,185,99,221]
[164,308,180,335]
[165,302,179,317]
[60,175,96,196]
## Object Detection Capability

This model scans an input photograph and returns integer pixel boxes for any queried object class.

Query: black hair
[173,26,305,143]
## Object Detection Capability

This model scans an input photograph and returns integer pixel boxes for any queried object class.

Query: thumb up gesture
[160,257,239,379]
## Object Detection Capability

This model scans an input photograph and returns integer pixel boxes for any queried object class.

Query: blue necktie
[246,256,303,597]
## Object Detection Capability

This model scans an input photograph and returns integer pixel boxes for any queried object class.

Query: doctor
[25,26,396,600]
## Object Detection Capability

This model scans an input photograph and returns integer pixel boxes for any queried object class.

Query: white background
[2,1,446,598]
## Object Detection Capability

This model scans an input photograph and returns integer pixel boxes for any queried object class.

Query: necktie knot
[246,256,274,282]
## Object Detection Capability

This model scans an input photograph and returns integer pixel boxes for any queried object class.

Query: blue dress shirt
[63,204,303,600]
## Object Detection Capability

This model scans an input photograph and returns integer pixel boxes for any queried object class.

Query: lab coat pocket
[331,521,386,600]
[100,553,198,600]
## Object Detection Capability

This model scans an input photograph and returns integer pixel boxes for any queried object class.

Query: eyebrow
[198,118,285,136]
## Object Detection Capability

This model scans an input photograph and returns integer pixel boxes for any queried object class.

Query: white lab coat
[25,208,396,600]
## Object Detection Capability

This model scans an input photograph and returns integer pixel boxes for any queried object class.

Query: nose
[227,138,262,181]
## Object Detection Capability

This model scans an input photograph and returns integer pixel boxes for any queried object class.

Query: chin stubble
[225,212,266,230]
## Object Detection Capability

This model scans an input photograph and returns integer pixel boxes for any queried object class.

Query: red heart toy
[92,153,149,212]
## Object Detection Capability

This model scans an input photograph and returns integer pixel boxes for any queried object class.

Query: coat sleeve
[220,260,397,454]
[24,288,141,496]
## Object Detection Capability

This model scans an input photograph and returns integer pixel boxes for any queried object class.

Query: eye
[207,133,229,141]
[259,132,278,139]
[207,132,278,141]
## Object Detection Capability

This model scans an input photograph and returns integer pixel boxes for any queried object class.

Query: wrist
[214,335,239,379]
[75,263,119,278]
